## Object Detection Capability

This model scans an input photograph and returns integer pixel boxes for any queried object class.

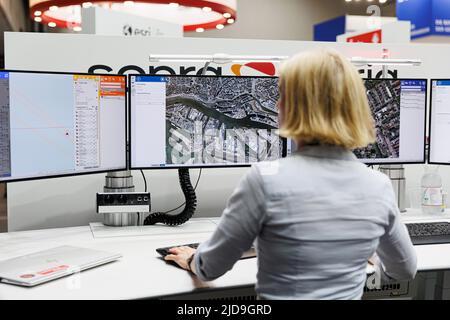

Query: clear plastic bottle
[421,166,443,214]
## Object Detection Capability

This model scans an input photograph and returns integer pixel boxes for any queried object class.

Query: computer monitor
[429,80,450,164]
[0,71,127,182]
[129,75,286,169]
[353,79,427,164]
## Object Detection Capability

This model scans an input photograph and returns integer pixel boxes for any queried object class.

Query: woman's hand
[164,246,197,271]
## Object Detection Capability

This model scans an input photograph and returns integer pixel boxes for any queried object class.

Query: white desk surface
[0,218,256,300]
[1,211,450,300]
[400,209,450,272]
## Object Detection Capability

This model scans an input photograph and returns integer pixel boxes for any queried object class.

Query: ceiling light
[48,22,57,27]
[29,0,237,32]
[73,26,82,32]
[216,24,224,30]
[34,17,42,22]
[196,27,205,32]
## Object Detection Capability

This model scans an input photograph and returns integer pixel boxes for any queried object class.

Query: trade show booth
[0,30,450,300]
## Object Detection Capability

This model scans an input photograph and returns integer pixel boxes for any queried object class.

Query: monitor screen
[353,79,427,164]
[429,80,450,164]
[0,71,127,182]
[130,75,286,169]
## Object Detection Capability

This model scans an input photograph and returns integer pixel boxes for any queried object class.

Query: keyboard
[156,243,257,260]
[406,222,450,245]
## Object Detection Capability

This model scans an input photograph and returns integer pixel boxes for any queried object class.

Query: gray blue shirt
[194,145,417,299]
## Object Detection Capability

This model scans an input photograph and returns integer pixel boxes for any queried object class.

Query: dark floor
[0,184,6,233]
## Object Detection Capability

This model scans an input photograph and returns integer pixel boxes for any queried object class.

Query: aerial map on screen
[164,76,282,165]
[353,79,401,160]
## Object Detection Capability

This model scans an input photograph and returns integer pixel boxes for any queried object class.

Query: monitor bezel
[359,78,428,166]
[0,69,128,183]
[428,79,450,165]
[128,74,286,170]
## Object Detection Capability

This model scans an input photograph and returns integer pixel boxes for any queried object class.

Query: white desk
[1,212,450,300]
[401,209,450,272]
[0,218,256,300]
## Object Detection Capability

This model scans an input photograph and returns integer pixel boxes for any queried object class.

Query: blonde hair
[278,49,375,150]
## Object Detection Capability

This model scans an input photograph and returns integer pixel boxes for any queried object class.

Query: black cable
[194,169,202,189]
[140,170,147,193]
[162,169,202,214]
[144,168,201,226]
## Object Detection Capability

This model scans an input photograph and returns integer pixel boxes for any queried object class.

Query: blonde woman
[165,49,417,300]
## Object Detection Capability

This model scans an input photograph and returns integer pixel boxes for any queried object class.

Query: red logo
[347,30,382,44]
[37,265,70,276]
[231,62,276,76]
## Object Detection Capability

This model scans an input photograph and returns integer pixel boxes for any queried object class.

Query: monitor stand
[379,165,406,213]
[102,171,138,227]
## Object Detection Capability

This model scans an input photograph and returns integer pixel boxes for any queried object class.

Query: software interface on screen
[430,80,450,164]
[353,79,427,164]
[0,72,126,181]
[130,75,285,168]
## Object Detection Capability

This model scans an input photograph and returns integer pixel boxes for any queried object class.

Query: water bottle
[421,166,443,214]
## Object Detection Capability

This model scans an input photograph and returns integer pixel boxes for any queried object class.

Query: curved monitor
[354,79,427,165]
[129,75,286,169]
[0,71,127,182]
